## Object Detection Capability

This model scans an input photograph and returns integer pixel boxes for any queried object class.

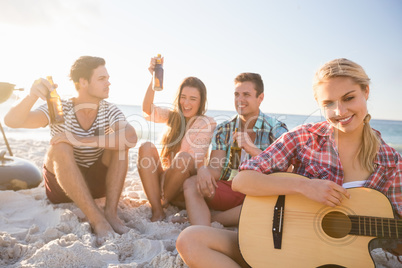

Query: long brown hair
[160,77,207,167]
[313,58,380,173]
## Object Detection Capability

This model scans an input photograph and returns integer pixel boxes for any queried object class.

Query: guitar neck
[349,215,402,239]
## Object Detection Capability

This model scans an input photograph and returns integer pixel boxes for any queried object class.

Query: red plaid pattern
[240,121,402,217]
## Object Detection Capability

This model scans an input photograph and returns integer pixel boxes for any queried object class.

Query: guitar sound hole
[321,211,351,238]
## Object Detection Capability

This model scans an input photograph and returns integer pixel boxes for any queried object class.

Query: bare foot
[151,208,165,222]
[104,212,130,235]
[96,231,116,246]
[170,215,189,224]
[92,220,115,245]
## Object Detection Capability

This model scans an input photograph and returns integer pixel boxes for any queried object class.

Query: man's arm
[4,78,51,128]
[50,120,137,150]
[196,150,226,198]
[233,132,262,157]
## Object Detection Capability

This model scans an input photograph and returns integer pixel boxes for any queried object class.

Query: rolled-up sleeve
[272,122,288,140]
[143,105,170,124]
[240,130,298,174]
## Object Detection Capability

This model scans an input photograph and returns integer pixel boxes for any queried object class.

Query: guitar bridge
[272,195,285,249]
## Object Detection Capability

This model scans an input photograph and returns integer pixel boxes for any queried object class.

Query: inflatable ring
[0,151,42,191]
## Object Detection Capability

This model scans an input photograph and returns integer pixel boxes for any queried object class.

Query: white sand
[0,138,192,267]
[0,138,400,267]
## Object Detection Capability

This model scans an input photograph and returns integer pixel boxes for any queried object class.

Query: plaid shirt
[240,121,402,217]
[212,110,288,180]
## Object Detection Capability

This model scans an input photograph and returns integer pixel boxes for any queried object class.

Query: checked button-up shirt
[240,121,402,217]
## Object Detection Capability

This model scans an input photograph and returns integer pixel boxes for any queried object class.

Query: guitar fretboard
[349,215,402,238]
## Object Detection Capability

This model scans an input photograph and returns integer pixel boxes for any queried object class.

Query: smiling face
[179,86,201,119]
[315,76,369,135]
[234,81,264,119]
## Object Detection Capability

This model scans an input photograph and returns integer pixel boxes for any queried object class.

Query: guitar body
[238,174,395,268]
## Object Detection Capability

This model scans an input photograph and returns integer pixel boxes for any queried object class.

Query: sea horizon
[1,103,402,154]
[117,103,402,123]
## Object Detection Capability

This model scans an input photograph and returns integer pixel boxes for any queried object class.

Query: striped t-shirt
[37,99,126,168]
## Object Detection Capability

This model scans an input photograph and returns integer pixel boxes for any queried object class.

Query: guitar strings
[259,209,401,237]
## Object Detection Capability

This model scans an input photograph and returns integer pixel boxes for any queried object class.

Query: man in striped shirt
[4,56,137,243]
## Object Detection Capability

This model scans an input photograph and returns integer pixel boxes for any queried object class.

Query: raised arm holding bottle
[138,55,216,222]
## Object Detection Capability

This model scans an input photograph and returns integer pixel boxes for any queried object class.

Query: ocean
[1,104,402,154]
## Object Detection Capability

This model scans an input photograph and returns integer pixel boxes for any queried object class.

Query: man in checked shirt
[177,58,402,268]
[181,72,287,226]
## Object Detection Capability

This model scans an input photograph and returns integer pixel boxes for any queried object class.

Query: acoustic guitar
[238,173,401,268]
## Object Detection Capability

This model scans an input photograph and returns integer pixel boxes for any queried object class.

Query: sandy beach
[0,138,400,267]
[0,138,196,267]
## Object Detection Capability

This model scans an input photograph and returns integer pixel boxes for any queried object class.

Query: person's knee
[176,226,201,260]
[46,143,73,161]
[176,228,190,255]
[171,152,194,171]
[137,142,159,169]
[44,143,74,173]
[183,176,197,194]
[138,141,156,157]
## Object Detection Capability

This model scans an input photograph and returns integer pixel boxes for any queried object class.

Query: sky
[0,0,401,121]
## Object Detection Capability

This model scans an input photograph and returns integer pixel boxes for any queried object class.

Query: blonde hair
[160,77,207,167]
[313,58,380,173]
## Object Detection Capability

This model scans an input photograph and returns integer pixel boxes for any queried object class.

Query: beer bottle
[152,54,164,91]
[46,76,65,125]
[228,128,242,181]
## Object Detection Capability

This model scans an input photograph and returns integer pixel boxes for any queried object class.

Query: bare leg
[137,142,164,221]
[163,152,196,206]
[211,205,242,227]
[183,176,212,226]
[102,149,130,234]
[176,226,249,268]
[45,143,113,242]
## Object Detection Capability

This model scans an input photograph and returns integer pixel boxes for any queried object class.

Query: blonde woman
[177,58,401,267]
[138,57,216,221]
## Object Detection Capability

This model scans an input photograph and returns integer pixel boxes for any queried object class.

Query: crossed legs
[44,142,129,242]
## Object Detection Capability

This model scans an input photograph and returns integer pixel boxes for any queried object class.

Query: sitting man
[4,56,137,242]
[182,72,288,226]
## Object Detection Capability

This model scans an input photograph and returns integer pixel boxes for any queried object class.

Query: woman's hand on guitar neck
[301,179,350,207]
